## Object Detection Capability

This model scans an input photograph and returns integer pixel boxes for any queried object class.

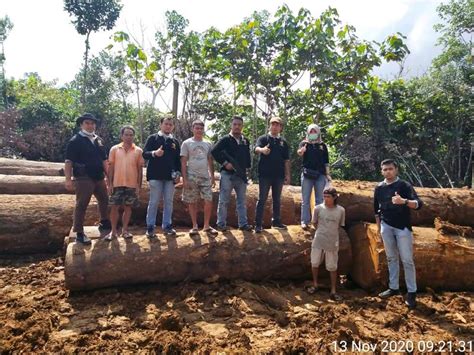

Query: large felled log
[64,225,352,291]
[51,183,298,227]
[0,195,97,254]
[3,173,473,227]
[0,174,69,194]
[348,222,474,291]
[338,183,474,227]
[134,184,296,228]
[0,158,65,176]
[0,185,296,254]
[0,158,223,180]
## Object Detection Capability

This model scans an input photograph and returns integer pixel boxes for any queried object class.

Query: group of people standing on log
[65,113,423,308]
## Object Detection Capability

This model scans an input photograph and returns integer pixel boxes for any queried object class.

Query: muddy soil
[0,255,473,353]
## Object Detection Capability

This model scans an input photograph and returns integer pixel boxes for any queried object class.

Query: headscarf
[306,124,322,143]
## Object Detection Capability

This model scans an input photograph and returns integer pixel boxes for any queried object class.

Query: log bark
[0,185,296,254]
[0,175,69,194]
[348,222,474,291]
[0,158,64,176]
[64,225,352,291]
[332,181,474,227]
[2,174,472,227]
[0,195,96,254]
[134,184,296,228]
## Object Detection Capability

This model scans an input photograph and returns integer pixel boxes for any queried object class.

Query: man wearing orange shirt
[105,125,145,240]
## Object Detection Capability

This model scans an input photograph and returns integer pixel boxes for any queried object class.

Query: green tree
[0,16,13,109]
[64,0,122,108]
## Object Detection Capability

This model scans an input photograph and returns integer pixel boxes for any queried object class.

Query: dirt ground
[0,254,473,353]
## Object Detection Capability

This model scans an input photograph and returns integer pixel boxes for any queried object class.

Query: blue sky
[2,0,443,90]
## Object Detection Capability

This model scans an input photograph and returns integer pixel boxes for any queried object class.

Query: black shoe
[215,225,228,232]
[164,227,177,237]
[76,232,92,244]
[239,224,254,232]
[146,226,156,239]
[405,292,417,309]
[255,226,263,233]
[272,222,287,230]
[378,288,400,299]
[98,220,112,232]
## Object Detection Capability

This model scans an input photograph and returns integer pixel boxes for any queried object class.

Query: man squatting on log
[65,113,423,308]
[374,158,423,309]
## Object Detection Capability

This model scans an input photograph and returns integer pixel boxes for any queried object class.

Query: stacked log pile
[1,158,473,291]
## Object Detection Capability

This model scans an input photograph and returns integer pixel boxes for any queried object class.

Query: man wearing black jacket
[374,159,423,308]
[143,116,181,237]
[64,113,111,244]
[254,117,291,233]
[211,116,253,231]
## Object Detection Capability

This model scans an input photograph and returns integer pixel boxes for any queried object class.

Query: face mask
[308,133,319,141]
[81,129,95,137]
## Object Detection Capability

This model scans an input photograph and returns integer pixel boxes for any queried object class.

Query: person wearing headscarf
[297,124,331,230]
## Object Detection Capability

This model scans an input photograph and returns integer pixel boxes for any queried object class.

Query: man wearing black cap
[254,116,291,233]
[64,113,111,244]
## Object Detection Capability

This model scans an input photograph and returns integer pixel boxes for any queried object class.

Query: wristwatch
[404,199,409,205]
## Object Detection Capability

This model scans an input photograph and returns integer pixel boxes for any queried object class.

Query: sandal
[203,227,218,236]
[189,228,200,236]
[122,231,133,239]
[304,285,319,295]
[330,293,343,301]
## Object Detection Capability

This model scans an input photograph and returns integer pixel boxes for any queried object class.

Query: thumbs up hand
[262,144,271,156]
[392,191,406,205]
[301,143,307,153]
[154,145,164,157]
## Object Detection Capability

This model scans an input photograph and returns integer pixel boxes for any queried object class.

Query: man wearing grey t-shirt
[306,187,345,301]
[181,119,218,236]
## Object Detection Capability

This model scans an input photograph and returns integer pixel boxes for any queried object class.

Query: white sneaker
[104,232,116,241]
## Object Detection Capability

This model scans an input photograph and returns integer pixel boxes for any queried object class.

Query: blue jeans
[381,221,417,293]
[217,171,248,228]
[146,179,175,230]
[255,177,284,227]
[301,173,327,225]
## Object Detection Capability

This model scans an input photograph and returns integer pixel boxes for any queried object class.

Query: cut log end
[348,223,474,291]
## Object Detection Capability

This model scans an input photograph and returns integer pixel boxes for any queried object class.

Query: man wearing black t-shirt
[65,113,111,244]
[254,117,290,233]
[374,159,423,308]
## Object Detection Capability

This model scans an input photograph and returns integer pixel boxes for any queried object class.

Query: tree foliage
[1,2,471,187]
[64,0,122,107]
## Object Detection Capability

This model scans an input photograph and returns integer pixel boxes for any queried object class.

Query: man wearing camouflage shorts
[181,119,218,236]
[106,125,144,241]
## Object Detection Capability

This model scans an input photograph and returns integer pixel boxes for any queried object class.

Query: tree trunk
[1,175,473,227]
[0,158,64,176]
[0,195,96,254]
[64,225,352,291]
[348,222,474,291]
[82,30,91,109]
